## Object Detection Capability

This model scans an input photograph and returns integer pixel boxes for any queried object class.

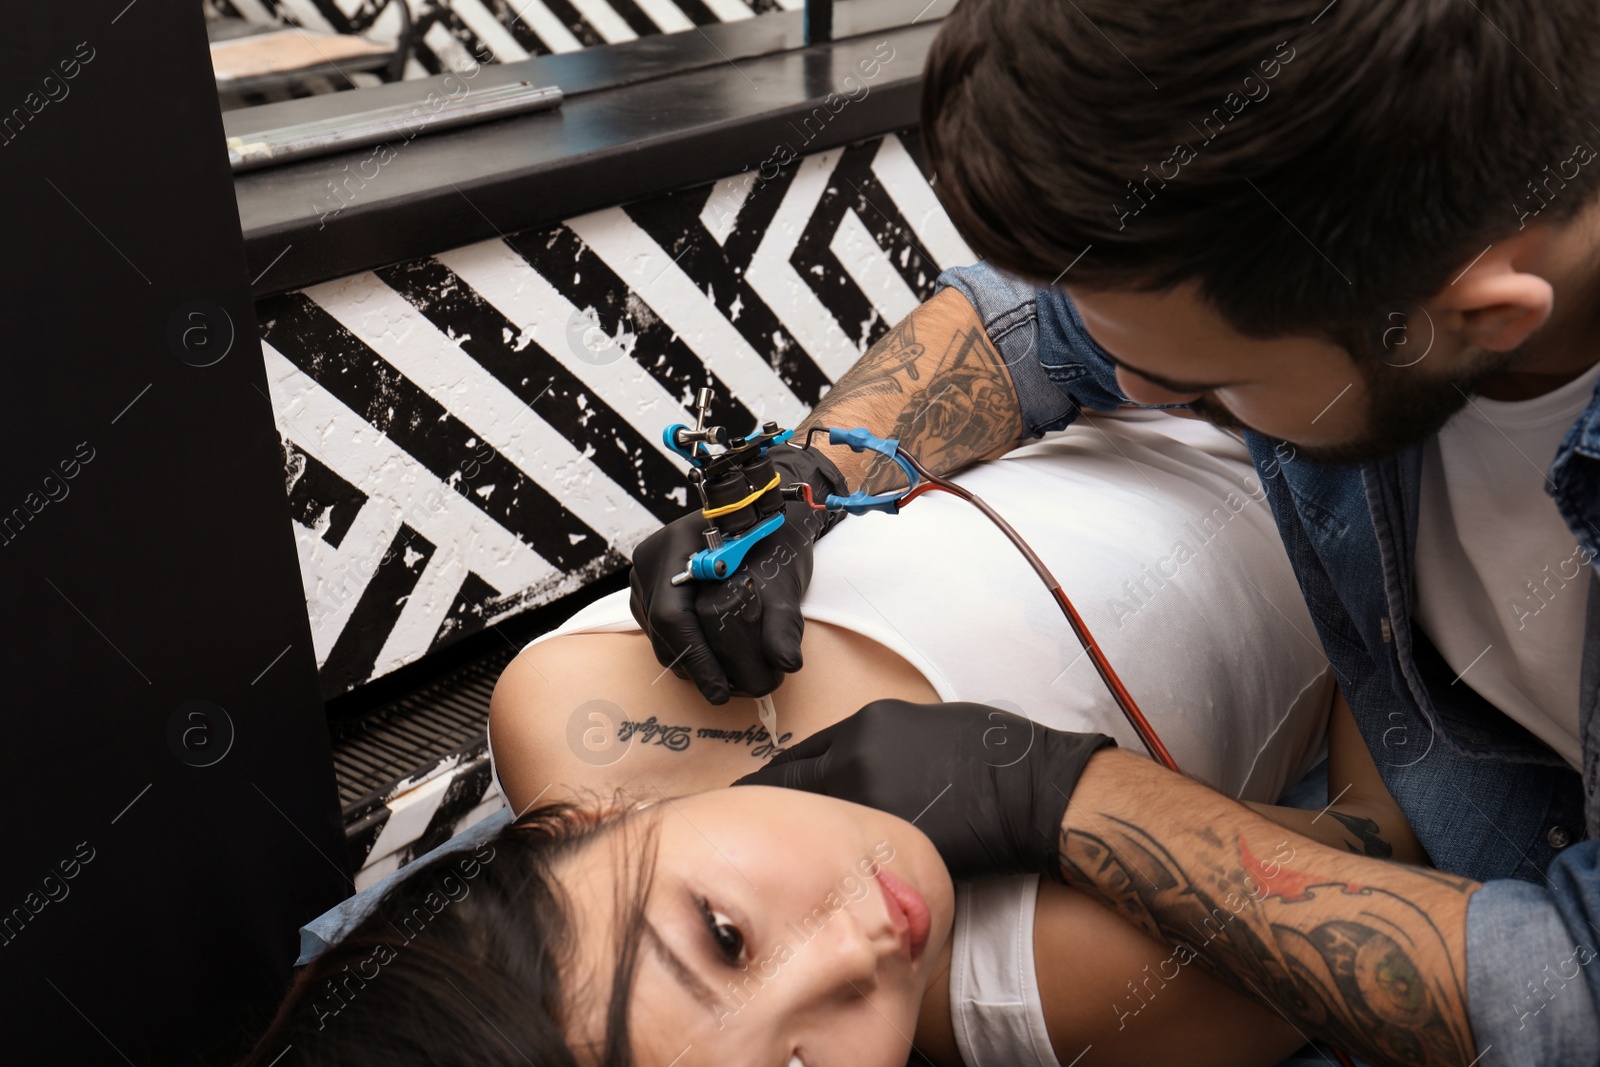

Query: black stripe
[502,223,763,437]
[719,154,801,267]
[598,0,659,38]
[432,570,502,648]
[482,0,559,55]
[828,139,944,302]
[259,292,610,571]
[319,524,437,694]
[895,127,934,180]
[284,440,368,549]
[405,753,495,861]
[409,13,448,75]
[787,143,884,349]
[624,189,832,407]
[670,0,719,26]
[523,0,606,47]
[375,257,690,525]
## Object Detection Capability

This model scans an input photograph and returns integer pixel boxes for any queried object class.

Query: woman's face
[558,785,956,1067]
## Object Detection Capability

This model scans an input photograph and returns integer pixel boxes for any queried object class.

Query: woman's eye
[698,897,745,964]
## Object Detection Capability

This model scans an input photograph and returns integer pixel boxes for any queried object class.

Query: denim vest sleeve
[1465,842,1600,1063]
[934,261,1128,438]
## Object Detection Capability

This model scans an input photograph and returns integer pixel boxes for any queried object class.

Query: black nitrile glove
[735,699,1116,882]
[628,444,848,704]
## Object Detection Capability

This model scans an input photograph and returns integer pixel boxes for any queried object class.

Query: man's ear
[1429,234,1556,352]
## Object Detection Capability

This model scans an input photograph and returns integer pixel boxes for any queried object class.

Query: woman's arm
[1028,882,1309,1067]
[1246,687,1429,865]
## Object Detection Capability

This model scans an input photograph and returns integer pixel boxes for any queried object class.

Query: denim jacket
[938,261,1600,1062]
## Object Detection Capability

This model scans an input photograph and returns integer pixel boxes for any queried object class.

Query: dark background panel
[1,3,349,1063]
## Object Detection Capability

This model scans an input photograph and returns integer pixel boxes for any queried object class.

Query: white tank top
[525,409,1332,803]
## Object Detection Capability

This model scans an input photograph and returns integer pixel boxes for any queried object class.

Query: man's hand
[628,445,844,704]
[735,698,1114,880]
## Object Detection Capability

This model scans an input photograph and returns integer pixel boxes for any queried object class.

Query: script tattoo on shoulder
[616,716,692,751]
[1057,816,1477,1065]
[695,724,792,760]
[801,309,1023,494]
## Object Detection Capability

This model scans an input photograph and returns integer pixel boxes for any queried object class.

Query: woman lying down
[245,407,1425,1067]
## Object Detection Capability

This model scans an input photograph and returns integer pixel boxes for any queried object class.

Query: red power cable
[802,459,1180,773]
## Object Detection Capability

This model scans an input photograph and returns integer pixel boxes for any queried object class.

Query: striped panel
[256,130,973,697]
[206,0,776,97]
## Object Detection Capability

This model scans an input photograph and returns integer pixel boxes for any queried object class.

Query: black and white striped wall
[207,0,804,101]
[260,129,975,701]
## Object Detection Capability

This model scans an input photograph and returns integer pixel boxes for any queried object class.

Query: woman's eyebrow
[642,918,718,1012]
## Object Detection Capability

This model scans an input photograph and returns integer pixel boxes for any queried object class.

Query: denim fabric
[295,805,511,966]
[1465,871,1600,1065]
[937,260,1600,1059]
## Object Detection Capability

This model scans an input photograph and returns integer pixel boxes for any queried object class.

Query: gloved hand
[628,444,848,704]
[735,699,1116,881]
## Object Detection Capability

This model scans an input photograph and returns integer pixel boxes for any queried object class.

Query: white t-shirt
[528,408,1334,804]
[1414,359,1600,770]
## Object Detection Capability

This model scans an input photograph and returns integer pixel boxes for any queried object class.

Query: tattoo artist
[629,1,1600,1064]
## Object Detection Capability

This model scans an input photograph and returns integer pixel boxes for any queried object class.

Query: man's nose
[1115,367,1203,406]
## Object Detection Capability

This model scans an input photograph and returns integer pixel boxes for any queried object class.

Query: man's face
[1064,281,1518,465]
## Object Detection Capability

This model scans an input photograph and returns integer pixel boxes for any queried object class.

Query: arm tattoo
[1058,815,1478,1065]
[1326,809,1394,858]
[798,308,1024,494]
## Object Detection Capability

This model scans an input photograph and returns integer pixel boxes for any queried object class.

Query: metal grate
[330,643,519,816]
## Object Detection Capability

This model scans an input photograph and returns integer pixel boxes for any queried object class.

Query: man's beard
[1187,344,1518,467]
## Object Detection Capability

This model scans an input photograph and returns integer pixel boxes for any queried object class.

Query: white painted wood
[565,207,813,428]
[871,133,976,270]
[829,206,921,329]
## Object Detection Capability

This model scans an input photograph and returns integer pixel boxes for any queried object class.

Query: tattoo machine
[660,387,1180,773]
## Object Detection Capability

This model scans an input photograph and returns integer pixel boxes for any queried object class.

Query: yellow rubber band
[701,472,781,519]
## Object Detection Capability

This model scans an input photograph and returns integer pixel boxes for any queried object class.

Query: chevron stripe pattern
[259,129,975,698]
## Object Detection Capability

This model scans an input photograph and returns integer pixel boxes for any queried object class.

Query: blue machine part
[819,427,920,515]
[689,510,786,580]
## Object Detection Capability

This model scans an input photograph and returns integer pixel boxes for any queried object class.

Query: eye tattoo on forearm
[1057,816,1477,1065]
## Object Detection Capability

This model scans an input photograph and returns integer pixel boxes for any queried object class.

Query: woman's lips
[874,868,931,963]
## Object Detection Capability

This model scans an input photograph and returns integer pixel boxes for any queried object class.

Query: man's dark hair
[923,0,1600,345]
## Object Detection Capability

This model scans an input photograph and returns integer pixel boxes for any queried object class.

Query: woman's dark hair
[240,801,659,1067]
[923,0,1600,348]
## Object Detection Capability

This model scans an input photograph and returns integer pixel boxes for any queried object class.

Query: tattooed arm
[1246,686,1429,864]
[797,288,1025,494]
[1059,748,1481,1066]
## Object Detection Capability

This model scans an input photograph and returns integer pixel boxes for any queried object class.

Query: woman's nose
[788,906,888,1003]
[1115,367,1203,406]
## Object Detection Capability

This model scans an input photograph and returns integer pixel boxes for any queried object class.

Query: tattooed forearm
[797,288,1024,494]
[1062,751,1480,1066]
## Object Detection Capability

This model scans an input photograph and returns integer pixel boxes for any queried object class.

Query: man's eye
[698,897,745,964]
